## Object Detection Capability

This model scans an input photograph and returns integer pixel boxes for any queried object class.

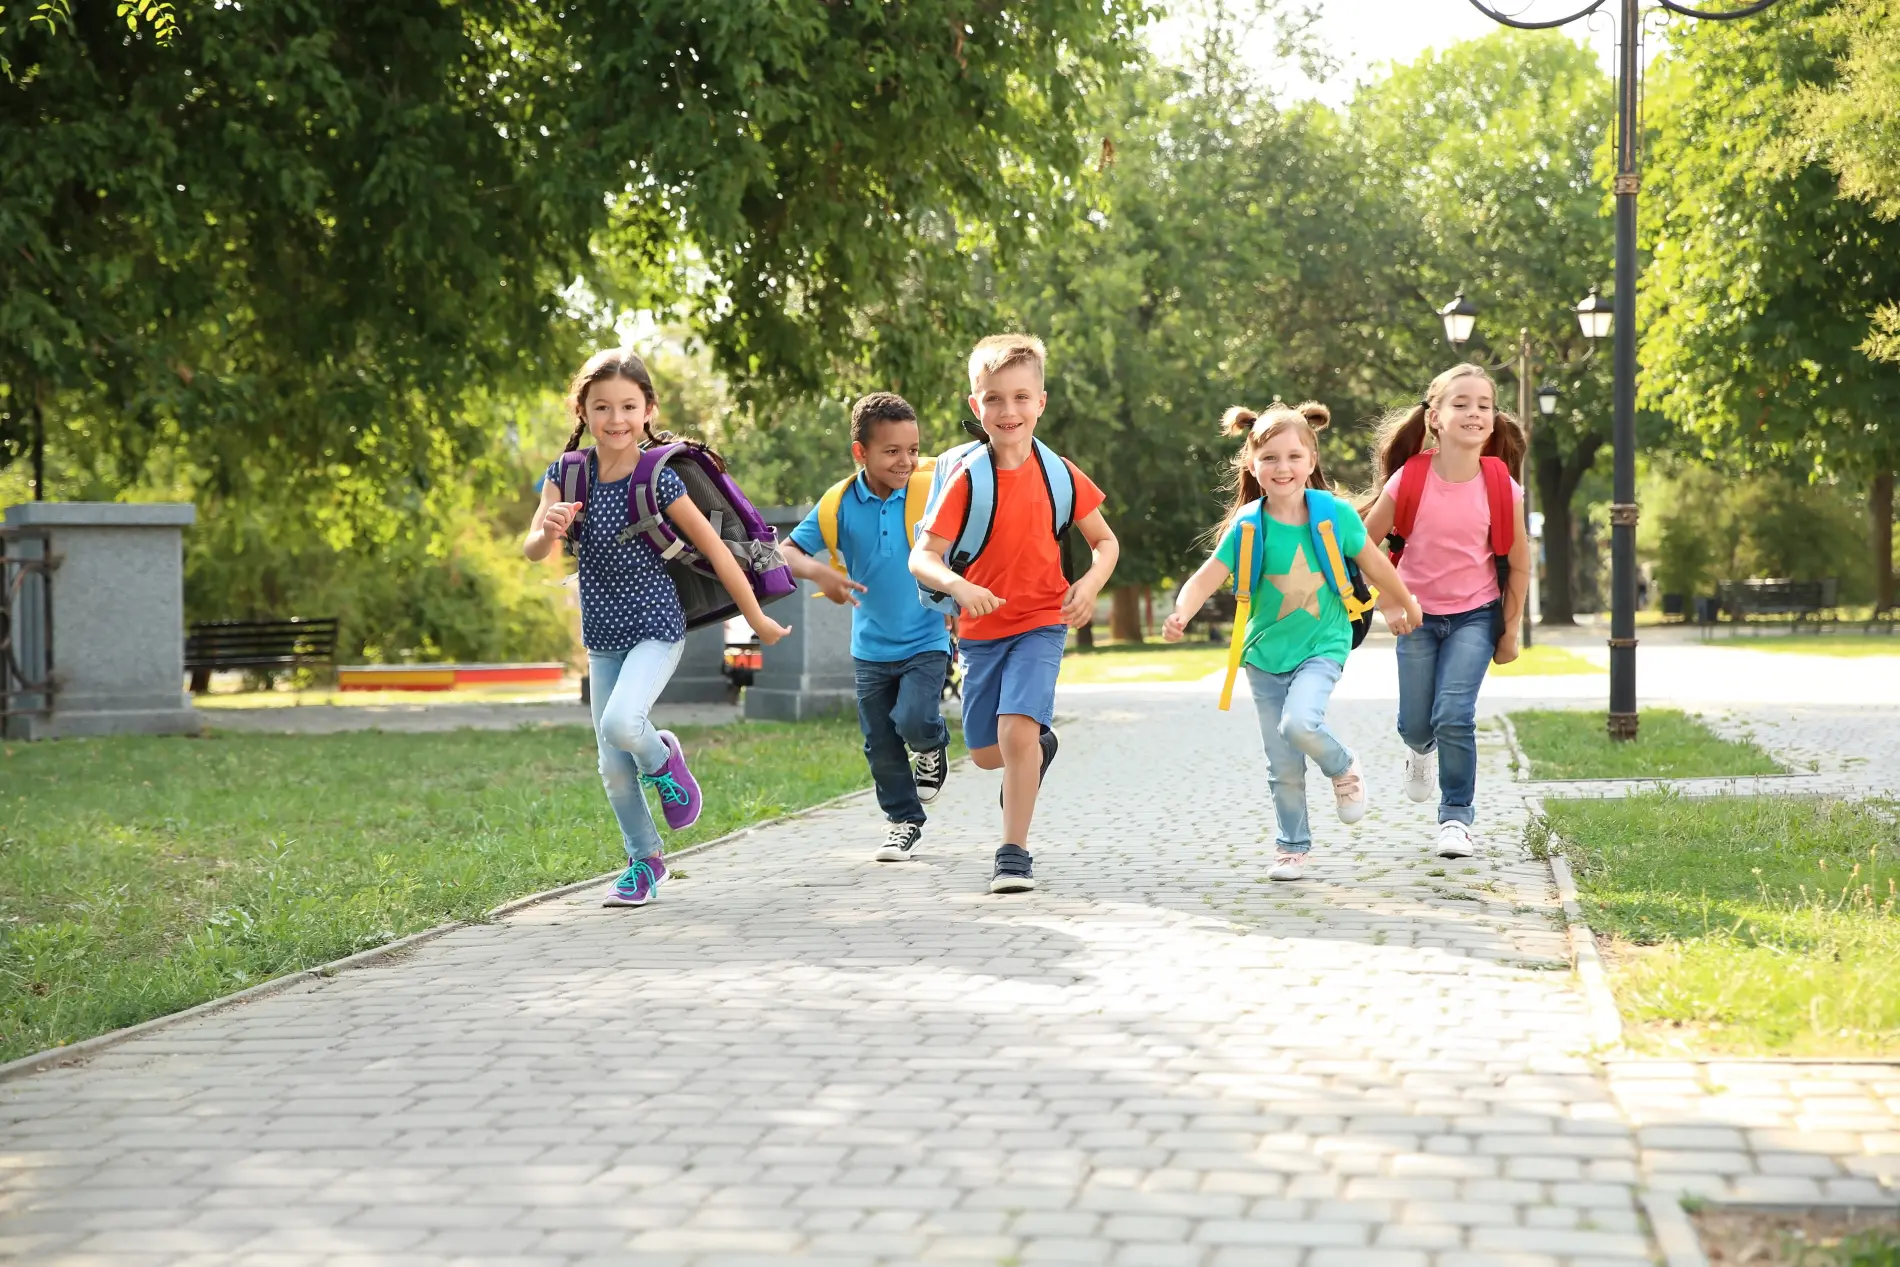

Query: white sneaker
[1332,759,1367,825]
[875,822,922,862]
[1268,852,1308,881]
[1404,747,1437,803]
[1435,820,1475,859]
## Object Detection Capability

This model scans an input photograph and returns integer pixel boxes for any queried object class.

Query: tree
[1641,0,1900,612]
[1,0,1144,495]
[1350,30,1617,623]
[1,0,1146,653]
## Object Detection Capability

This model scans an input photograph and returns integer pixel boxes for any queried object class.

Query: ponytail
[562,419,588,454]
[1371,363,1530,505]
[1209,399,1332,544]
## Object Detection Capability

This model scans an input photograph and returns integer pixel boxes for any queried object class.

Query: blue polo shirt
[788,472,952,664]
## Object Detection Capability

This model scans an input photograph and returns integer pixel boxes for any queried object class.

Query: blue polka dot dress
[548,450,689,650]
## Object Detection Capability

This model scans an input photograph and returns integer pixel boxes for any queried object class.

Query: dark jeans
[854,651,951,824]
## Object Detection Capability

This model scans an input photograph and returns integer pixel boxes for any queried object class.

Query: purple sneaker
[602,855,667,907]
[641,730,703,830]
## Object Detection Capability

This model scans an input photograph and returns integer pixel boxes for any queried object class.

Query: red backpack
[1386,452,1515,594]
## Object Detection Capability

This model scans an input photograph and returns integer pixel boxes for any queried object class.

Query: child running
[910,334,1119,894]
[781,393,953,863]
[523,348,790,907]
[1165,400,1420,880]
[1361,363,1531,860]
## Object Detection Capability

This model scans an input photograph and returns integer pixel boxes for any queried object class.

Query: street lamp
[1467,0,1788,741]
[1574,286,1615,342]
[1429,292,1606,650]
[1439,292,1479,347]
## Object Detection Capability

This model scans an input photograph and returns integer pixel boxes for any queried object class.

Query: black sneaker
[876,822,922,862]
[999,728,1060,808]
[990,844,1036,894]
[913,745,949,804]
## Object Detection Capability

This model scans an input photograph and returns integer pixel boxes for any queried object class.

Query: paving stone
[12,677,1900,1264]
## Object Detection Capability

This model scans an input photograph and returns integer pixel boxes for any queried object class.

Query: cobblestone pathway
[5,651,1897,1266]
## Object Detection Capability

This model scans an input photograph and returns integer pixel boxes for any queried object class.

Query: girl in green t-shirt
[1164,400,1420,881]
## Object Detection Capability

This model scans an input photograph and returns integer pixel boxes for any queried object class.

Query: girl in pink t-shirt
[1361,364,1531,861]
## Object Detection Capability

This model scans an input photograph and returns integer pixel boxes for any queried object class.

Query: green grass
[1543,793,1900,1056]
[1509,708,1783,780]
[1709,633,1900,657]
[0,718,878,1062]
[1058,641,1231,684]
[1489,645,1603,677]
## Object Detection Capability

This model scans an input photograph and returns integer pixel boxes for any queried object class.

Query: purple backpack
[554,435,797,631]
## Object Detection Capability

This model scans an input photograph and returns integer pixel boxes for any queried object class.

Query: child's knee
[970,746,1004,770]
[600,708,654,754]
[997,715,1040,753]
[1278,714,1323,754]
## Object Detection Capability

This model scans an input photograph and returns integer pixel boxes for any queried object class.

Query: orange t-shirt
[923,455,1106,642]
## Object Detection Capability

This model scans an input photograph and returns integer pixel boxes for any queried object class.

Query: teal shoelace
[641,770,690,806]
[618,859,657,892]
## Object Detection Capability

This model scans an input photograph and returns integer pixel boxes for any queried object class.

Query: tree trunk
[1075,619,1095,650]
[1110,586,1143,642]
[1535,432,1607,626]
[1536,450,1579,625]
[1874,466,1895,614]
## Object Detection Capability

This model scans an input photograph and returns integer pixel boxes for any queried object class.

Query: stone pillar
[2,502,200,740]
[744,505,857,722]
[656,623,731,704]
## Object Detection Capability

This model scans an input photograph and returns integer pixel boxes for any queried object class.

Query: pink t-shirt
[1382,463,1524,616]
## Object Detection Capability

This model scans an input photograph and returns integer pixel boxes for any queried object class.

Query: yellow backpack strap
[1218,519,1257,713]
[1313,519,1372,618]
[815,475,854,573]
[903,462,935,548]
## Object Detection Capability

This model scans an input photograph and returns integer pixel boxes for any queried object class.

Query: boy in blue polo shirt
[783,393,953,862]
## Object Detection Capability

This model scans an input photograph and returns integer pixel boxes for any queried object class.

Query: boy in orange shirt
[910,334,1120,893]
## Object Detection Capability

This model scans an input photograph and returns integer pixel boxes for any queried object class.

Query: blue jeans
[854,651,951,824]
[1247,656,1353,853]
[1396,602,1498,827]
[588,640,684,861]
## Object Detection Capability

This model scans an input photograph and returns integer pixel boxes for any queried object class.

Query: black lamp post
[1436,290,1607,649]
[1466,0,1786,741]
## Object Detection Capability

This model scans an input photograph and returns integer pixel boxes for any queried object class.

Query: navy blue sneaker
[990,845,1035,894]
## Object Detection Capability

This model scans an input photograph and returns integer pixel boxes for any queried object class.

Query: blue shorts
[959,623,1066,750]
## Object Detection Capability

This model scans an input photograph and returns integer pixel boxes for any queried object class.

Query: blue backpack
[916,438,1076,615]
[1235,489,1378,649]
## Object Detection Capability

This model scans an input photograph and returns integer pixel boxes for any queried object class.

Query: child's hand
[813,570,866,607]
[1493,631,1520,666]
[542,501,582,536]
[1060,580,1100,628]
[1162,610,1190,643]
[952,581,1005,618]
[1379,595,1421,638]
[754,617,793,647]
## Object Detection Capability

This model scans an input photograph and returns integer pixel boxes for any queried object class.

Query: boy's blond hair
[967,333,1047,388]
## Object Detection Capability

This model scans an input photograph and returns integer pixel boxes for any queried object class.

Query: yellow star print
[1266,548,1325,621]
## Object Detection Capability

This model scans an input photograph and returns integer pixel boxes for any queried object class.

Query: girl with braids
[1165,401,1419,881]
[1361,363,1531,861]
[524,349,790,908]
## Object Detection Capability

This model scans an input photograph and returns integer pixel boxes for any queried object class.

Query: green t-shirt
[1213,496,1369,674]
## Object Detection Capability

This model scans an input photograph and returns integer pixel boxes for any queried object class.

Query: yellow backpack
[813,456,939,573]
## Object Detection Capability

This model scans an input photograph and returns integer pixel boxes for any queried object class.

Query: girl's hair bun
[1220,406,1258,436]
[1297,400,1331,432]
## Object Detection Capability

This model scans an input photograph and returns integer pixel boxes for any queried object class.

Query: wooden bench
[185,618,339,693]
[1716,578,1836,624]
